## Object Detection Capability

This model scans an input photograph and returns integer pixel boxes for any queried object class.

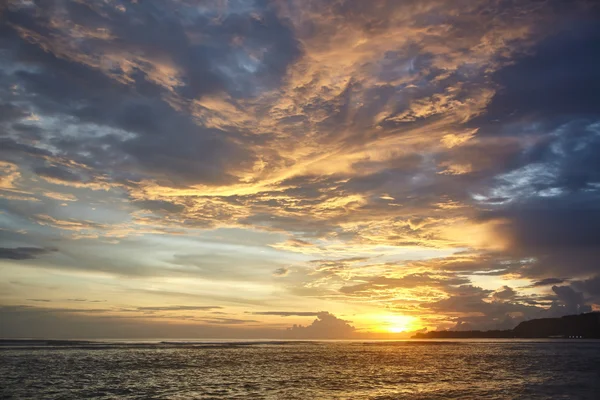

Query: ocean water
[1,340,600,399]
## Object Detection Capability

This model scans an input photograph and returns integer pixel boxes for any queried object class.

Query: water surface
[1,340,599,399]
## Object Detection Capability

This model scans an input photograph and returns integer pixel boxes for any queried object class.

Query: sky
[1,0,599,339]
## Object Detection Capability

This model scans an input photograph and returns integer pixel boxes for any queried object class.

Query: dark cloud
[0,0,302,187]
[423,280,597,331]
[481,20,600,126]
[34,165,85,183]
[491,286,516,302]
[497,205,600,250]
[272,267,290,277]
[463,17,600,286]
[527,278,566,288]
[481,199,600,278]
[0,102,28,122]
[5,0,302,99]
[571,275,600,300]
[550,285,592,315]
[67,299,106,303]
[0,137,53,159]
[424,285,546,330]
[0,247,56,260]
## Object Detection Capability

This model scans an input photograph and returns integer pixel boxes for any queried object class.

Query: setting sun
[381,315,417,333]
[388,326,406,333]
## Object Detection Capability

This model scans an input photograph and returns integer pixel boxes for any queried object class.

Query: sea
[1,339,600,399]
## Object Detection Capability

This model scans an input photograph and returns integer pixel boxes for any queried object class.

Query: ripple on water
[1,341,600,399]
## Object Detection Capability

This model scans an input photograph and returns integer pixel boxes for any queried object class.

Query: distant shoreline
[412,312,600,339]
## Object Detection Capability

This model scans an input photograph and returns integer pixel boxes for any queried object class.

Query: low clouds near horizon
[1,0,599,338]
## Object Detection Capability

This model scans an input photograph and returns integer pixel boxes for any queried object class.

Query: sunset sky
[1,0,599,339]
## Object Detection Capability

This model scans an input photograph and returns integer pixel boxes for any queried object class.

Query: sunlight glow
[381,315,417,333]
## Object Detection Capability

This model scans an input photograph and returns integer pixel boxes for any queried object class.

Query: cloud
[284,312,356,339]
[67,299,106,303]
[34,166,83,183]
[196,317,260,325]
[251,311,321,317]
[481,200,600,278]
[0,0,302,188]
[132,306,223,313]
[0,305,351,339]
[272,267,290,277]
[459,20,600,290]
[550,285,592,315]
[133,200,185,214]
[491,286,516,302]
[0,0,599,335]
[0,247,56,260]
[527,278,566,288]
[0,305,275,339]
[0,305,112,314]
[571,276,600,300]
[339,273,469,295]
[478,19,600,126]
[422,284,549,331]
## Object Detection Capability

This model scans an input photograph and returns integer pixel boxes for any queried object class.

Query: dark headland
[412,312,600,339]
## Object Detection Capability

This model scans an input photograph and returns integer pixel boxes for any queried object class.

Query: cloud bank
[1,0,599,336]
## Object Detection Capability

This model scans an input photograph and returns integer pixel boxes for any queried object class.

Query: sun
[388,326,407,333]
[381,315,417,333]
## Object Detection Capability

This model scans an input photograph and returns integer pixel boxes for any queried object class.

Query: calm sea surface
[1,340,600,399]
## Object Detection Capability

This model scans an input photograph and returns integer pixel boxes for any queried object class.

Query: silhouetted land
[412,312,600,339]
